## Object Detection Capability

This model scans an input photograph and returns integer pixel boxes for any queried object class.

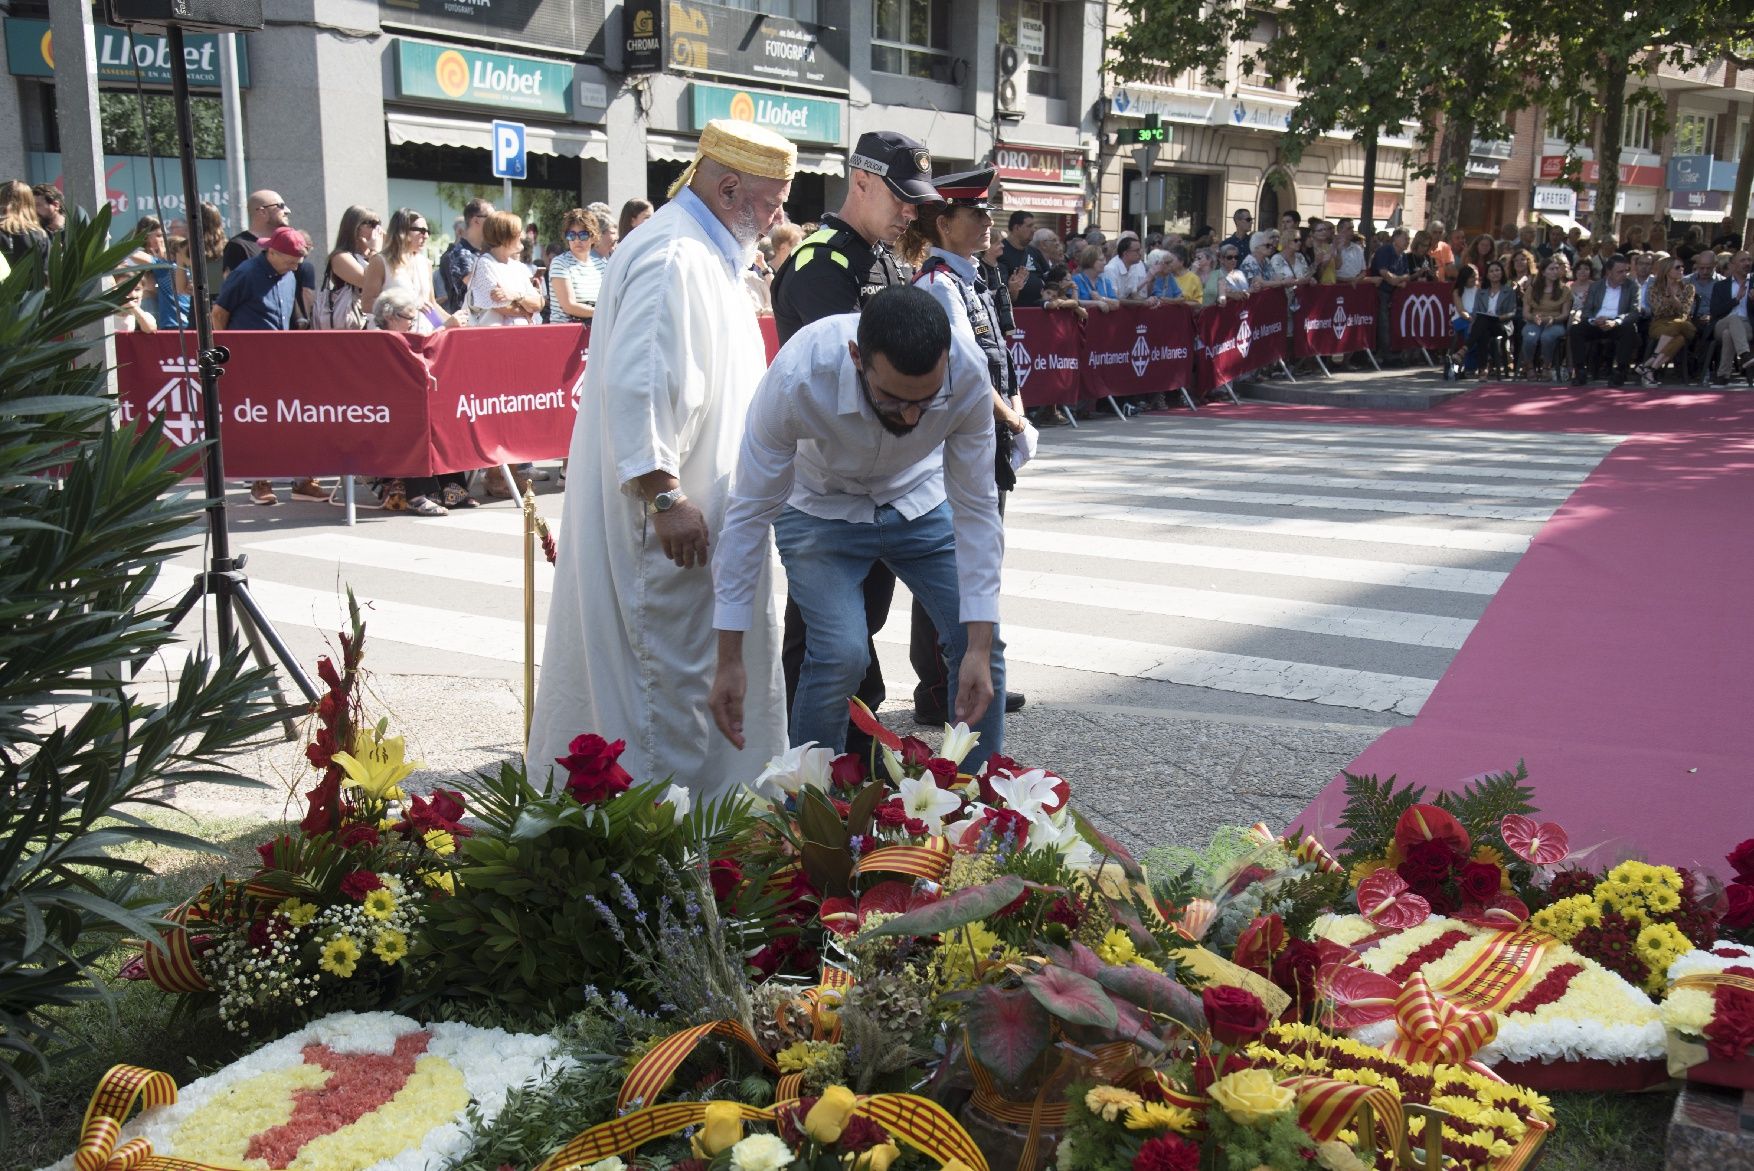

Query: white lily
[938,722,981,767]
[882,745,907,786]
[898,775,962,832]
[988,768,1060,823]
[660,783,691,824]
[754,742,833,797]
[943,804,989,847]
[1031,812,1096,867]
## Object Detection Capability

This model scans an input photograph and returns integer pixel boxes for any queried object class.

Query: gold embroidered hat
[667,119,798,199]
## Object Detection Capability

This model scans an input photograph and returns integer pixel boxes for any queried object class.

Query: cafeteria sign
[393,39,570,116]
[691,82,843,146]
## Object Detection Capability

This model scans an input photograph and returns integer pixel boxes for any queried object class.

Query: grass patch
[1539,1089,1675,1171]
[5,813,281,1168]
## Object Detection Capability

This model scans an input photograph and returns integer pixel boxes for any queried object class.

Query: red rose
[829,754,866,790]
[1723,881,1754,930]
[1402,839,1460,883]
[1458,861,1503,905]
[397,788,469,838]
[1704,986,1754,1062]
[1132,1134,1200,1171]
[899,736,932,767]
[339,869,384,901]
[1202,985,1269,1046]
[709,858,743,902]
[1728,839,1754,883]
[337,823,381,849]
[555,734,633,805]
[1271,939,1322,1010]
[1233,914,1286,976]
[1227,864,1273,896]
[924,758,959,789]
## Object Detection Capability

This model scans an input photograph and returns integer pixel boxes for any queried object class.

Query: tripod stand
[128,23,318,716]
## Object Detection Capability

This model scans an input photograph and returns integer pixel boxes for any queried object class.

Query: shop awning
[1535,211,1590,239]
[385,111,608,161]
[1668,205,1724,223]
[647,134,844,176]
[997,181,1085,216]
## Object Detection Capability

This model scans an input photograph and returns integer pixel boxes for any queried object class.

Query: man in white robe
[528,121,795,799]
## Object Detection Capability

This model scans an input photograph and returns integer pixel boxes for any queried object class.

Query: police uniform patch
[914,151,932,176]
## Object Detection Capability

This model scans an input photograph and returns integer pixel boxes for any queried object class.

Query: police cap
[848,131,940,205]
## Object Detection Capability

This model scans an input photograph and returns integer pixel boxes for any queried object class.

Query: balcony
[1653,50,1728,90]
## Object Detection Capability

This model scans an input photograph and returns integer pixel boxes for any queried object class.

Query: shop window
[998,0,1060,98]
[1242,13,1284,93]
[716,0,820,18]
[1675,111,1716,157]
[1732,116,1750,163]
[872,0,955,83]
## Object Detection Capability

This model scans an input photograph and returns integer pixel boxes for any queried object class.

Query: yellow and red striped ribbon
[1280,1075,1405,1147]
[140,879,296,995]
[534,1094,987,1171]
[1435,926,1548,1012]
[615,1019,778,1114]
[856,836,954,882]
[965,1050,1067,1171]
[72,1064,234,1171]
[1246,821,1342,876]
[1384,972,1499,1067]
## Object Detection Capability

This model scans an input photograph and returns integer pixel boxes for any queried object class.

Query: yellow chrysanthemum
[1083,1085,1142,1122]
[320,935,361,978]
[1124,1102,1197,1132]
[423,829,456,856]
[372,928,408,964]
[362,888,397,921]
[1644,885,1681,915]
[420,869,456,895]
[278,898,317,927]
[1348,858,1387,888]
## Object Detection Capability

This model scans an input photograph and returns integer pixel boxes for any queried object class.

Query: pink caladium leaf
[1501,814,1571,866]
[1357,868,1432,930]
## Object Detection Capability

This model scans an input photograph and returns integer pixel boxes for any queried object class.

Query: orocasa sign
[392,39,570,116]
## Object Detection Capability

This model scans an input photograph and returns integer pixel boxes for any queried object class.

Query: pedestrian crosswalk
[148,415,1623,722]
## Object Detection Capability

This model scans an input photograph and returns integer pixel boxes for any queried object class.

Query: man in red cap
[213,226,324,504]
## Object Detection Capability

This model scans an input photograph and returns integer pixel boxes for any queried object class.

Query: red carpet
[1265,386,1754,879]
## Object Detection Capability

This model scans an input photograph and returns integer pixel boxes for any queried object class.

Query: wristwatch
[646,488,686,515]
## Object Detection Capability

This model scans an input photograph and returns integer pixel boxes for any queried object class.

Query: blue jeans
[774,502,1005,769]
[1522,322,1566,369]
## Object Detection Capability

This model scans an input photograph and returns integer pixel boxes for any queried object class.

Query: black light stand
[129,23,318,707]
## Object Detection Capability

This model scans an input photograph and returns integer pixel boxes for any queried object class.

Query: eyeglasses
[858,366,949,419]
[408,226,430,235]
[363,219,381,228]
[259,202,288,211]
[565,230,595,242]
[1220,252,1238,260]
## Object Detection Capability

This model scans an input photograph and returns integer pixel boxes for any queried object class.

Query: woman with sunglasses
[361,208,448,333]
[548,208,604,323]
[1213,245,1251,302]
[316,204,380,329]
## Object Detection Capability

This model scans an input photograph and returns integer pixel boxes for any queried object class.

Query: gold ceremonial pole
[522,484,537,747]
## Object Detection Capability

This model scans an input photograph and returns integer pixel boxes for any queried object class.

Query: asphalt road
[143,411,1622,852]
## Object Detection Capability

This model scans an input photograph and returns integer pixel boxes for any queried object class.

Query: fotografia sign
[666,0,848,93]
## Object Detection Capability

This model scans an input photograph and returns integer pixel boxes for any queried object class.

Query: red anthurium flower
[1393,803,1470,857]
[1233,913,1287,975]
[1501,814,1571,866]
[1358,869,1433,930]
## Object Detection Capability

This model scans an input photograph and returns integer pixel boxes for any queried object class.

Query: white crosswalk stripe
[158,416,1618,720]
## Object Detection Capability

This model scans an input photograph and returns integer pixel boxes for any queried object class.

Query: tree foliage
[0,208,279,1139]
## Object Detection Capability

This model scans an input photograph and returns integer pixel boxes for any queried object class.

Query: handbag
[312,259,367,330]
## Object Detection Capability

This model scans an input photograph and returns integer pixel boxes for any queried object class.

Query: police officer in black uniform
[770,131,942,748]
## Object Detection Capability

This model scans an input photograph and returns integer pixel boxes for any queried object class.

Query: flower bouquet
[129,596,466,1033]
[1662,940,1754,1090]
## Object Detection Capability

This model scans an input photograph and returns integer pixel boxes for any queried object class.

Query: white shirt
[1105,254,1148,297]
[1336,242,1366,280]
[1597,282,1624,321]
[1730,277,1750,320]
[712,312,1002,633]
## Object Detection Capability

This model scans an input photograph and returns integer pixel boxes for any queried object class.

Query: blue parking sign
[491,120,527,180]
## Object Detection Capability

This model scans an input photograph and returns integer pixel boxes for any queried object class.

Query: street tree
[1107,0,1529,234]
[1527,6,1754,240]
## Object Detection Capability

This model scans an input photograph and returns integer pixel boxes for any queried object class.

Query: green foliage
[418,762,757,1019]
[1271,870,1350,941]
[0,207,279,1139]
[99,92,226,160]
[1434,761,1535,848]
[1330,771,1426,866]
[1205,1107,1317,1170]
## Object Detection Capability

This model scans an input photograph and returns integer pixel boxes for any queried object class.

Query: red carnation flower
[337,823,381,850]
[339,869,384,901]
[874,799,908,829]
[1132,1134,1200,1171]
[709,858,743,902]
[555,733,633,805]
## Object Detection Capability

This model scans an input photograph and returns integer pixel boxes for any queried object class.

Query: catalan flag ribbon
[1384,972,1499,1067]
[139,879,293,995]
[1435,926,1548,1012]
[533,1093,987,1171]
[72,1064,233,1171]
[857,836,954,882]
[615,1018,777,1114]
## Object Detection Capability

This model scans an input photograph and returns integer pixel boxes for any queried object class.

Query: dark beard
[873,409,918,437]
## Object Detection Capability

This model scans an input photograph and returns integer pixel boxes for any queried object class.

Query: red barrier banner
[1389,281,1452,351]
[1080,303,1195,400]
[1197,287,1289,386]
[115,325,589,479]
[1008,308,1082,407]
[1293,282,1377,358]
[420,324,588,473]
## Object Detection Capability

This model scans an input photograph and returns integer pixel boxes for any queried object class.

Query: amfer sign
[491,120,527,181]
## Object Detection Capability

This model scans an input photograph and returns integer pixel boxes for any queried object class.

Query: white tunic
[527,194,786,799]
